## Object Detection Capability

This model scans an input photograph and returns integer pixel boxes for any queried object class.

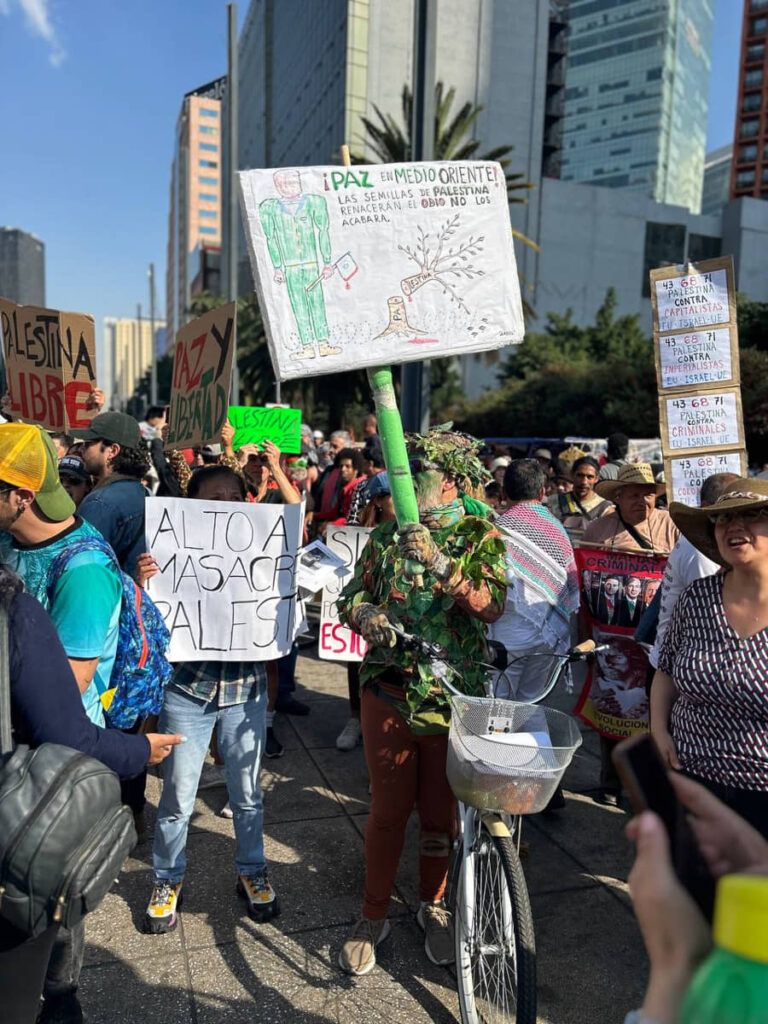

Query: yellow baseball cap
[0,423,75,522]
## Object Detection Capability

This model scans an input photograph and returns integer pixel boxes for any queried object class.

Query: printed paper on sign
[145,497,303,662]
[238,161,525,380]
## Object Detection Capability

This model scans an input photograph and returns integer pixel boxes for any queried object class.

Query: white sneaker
[336,718,362,751]
[198,764,226,791]
[220,800,234,819]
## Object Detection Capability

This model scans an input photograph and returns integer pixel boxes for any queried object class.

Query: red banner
[573,545,667,740]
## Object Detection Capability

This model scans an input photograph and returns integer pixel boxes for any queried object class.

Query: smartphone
[613,733,715,919]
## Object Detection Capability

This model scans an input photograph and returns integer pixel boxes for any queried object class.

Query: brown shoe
[338,917,391,976]
[417,901,455,965]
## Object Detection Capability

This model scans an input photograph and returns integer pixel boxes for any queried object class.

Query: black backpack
[0,604,137,936]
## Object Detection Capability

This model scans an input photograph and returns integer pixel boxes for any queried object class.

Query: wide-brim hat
[595,462,664,502]
[669,477,768,566]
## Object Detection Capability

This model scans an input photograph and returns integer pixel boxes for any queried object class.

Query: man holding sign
[337,427,506,976]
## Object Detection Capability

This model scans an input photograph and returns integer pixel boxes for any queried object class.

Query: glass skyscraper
[561,0,714,213]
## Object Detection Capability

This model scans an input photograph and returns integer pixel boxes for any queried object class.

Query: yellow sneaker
[143,879,183,934]
[237,870,280,922]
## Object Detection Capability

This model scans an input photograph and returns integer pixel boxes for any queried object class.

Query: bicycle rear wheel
[454,819,536,1024]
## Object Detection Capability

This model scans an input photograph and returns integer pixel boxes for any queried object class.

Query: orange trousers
[361,687,456,920]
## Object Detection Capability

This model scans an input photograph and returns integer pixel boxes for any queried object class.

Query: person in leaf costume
[337,425,507,977]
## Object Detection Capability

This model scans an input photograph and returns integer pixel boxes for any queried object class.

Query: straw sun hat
[594,462,664,502]
[668,477,768,566]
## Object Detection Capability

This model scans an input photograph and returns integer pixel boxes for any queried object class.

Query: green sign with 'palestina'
[228,405,301,453]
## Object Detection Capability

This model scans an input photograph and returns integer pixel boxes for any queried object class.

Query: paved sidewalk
[80,652,644,1023]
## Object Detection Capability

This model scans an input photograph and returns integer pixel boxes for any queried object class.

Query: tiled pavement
[79,651,644,1023]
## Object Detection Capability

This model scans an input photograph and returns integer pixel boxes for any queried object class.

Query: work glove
[350,603,398,648]
[397,523,452,581]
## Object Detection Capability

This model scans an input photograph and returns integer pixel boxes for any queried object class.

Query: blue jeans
[153,684,267,882]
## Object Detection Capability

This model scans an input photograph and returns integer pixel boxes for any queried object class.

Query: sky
[0,0,745,368]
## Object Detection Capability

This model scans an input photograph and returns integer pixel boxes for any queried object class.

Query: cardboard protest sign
[0,298,97,432]
[144,497,303,661]
[166,302,236,449]
[228,404,301,453]
[573,546,667,739]
[665,450,747,507]
[650,257,735,334]
[238,161,524,380]
[655,326,739,392]
[319,525,372,662]
[659,388,744,454]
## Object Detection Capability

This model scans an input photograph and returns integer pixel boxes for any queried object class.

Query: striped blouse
[658,573,768,791]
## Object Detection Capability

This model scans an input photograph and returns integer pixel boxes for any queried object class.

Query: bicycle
[392,626,603,1024]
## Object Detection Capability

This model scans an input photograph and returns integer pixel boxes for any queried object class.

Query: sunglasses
[707,507,768,526]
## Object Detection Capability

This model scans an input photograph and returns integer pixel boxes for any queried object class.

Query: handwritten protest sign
[666,451,747,507]
[144,497,303,661]
[319,525,372,662]
[651,258,733,333]
[166,302,236,449]
[659,389,743,453]
[238,161,524,380]
[656,326,738,391]
[574,546,667,739]
[0,298,97,432]
[228,404,301,453]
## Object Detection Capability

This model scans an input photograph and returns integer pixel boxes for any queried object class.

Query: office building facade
[166,77,225,345]
[104,317,167,412]
[0,227,45,305]
[731,1,768,201]
[702,145,733,216]
[560,0,714,213]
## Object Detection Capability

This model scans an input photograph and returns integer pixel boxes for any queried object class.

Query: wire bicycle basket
[446,695,582,815]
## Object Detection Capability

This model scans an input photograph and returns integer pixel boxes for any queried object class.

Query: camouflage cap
[405,422,489,489]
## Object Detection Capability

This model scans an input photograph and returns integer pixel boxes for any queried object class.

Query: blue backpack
[46,536,173,729]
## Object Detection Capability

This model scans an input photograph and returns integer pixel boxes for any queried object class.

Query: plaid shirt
[172,661,267,707]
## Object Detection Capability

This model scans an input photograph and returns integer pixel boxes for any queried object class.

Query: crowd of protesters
[0,393,765,1024]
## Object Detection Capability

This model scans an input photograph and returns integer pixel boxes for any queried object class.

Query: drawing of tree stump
[374,296,426,339]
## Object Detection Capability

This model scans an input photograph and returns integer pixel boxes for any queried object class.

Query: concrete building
[560,0,714,214]
[702,145,733,216]
[0,227,45,305]
[104,317,167,412]
[730,1,768,201]
[166,77,225,345]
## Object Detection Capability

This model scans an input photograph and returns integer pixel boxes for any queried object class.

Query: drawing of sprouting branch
[397,215,485,314]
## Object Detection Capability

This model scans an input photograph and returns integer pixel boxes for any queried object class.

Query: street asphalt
[79,650,644,1023]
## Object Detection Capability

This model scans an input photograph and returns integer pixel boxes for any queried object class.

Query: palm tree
[356,83,537,234]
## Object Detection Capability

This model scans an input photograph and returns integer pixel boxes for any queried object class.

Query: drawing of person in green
[259,170,342,360]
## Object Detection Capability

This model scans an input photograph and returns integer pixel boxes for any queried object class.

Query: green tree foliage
[737,295,768,352]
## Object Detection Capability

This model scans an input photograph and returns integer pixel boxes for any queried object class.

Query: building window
[199,159,218,168]
[199,192,217,202]
[199,209,217,218]
[750,16,768,34]
[751,0,768,11]
[199,227,217,236]
[763,167,768,183]
[199,125,218,135]
[736,170,756,188]
[743,93,762,112]
[688,235,721,263]
[199,175,218,185]
[740,143,758,162]
[747,43,766,62]
[642,222,686,297]
[745,67,764,88]
[200,108,218,118]
[199,142,218,152]
[741,119,760,138]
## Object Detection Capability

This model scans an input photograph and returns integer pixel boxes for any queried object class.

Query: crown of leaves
[405,422,490,489]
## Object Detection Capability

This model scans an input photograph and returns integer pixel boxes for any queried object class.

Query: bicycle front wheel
[454,820,536,1024]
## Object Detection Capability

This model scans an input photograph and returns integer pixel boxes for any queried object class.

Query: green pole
[367,366,424,580]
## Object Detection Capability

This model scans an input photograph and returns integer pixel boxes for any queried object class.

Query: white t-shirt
[649,536,719,668]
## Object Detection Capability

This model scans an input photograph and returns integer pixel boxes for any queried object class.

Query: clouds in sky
[1,0,66,67]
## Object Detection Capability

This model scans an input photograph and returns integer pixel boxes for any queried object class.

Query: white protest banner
[145,497,303,662]
[666,450,747,507]
[656,326,738,391]
[238,161,524,380]
[659,389,744,453]
[651,258,733,333]
[319,525,372,662]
